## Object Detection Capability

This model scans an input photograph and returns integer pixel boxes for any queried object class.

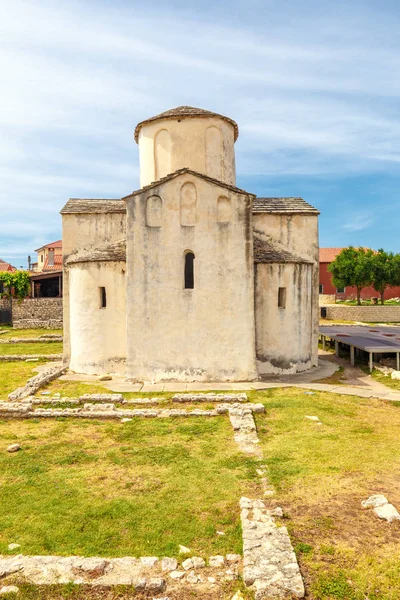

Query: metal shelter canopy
[319,325,400,372]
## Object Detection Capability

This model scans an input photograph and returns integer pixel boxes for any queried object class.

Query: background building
[319,248,400,301]
[29,240,63,297]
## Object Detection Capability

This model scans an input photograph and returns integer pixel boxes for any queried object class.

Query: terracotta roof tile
[34,240,62,252]
[0,259,16,272]
[43,254,63,272]
[253,197,319,215]
[319,248,344,262]
[319,247,371,262]
[134,105,239,142]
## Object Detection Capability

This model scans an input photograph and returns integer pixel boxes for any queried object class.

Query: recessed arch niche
[217,195,231,223]
[154,129,171,181]
[180,182,197,226]
[205,126,222,180]
[146,195,162,227]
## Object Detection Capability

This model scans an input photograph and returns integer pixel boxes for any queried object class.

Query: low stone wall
[324,305,400,323]
[319,294,336,305]
[12,298,63,329]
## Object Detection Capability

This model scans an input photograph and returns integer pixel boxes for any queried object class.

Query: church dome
[134,105,239,142]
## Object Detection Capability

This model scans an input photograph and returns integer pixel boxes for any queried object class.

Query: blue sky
[1,0,399,267]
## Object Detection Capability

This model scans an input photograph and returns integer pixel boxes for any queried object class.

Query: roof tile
[60,199,125,214]
[253,197,319,215]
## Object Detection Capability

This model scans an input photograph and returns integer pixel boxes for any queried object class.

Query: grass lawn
[0,417,261,559]
[0,342,63,355]
[0,362,50,400]
[369,368,400,392]
[0,328,62,339]
[252,387,400,600]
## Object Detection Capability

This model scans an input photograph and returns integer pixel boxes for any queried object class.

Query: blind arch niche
[154,129,171,181]
[180,182,197,226]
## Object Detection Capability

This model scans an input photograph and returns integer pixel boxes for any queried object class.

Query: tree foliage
[328,247,374,305]
[0,271,30,299]
[328,247,400,305]
[370,249,395,304]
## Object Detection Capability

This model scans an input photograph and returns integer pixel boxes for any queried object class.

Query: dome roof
[134,105,239,142]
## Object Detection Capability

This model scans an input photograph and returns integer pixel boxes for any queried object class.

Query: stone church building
[61,106,319,382]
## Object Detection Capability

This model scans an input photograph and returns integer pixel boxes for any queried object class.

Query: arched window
[184,252,195,289]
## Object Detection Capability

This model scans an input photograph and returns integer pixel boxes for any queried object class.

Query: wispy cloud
[342,212,375,232]
[0,0,400,264]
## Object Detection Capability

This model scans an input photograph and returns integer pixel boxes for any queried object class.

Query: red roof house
[319,248,400,301]
[0,259,16,272]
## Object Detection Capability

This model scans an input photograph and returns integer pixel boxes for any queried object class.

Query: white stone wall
[253,213,319,369]
[138,116,236,187]
[62,211,126,366]
[68,262,126,374]
[255,262,314,374]
[126,172,257,382]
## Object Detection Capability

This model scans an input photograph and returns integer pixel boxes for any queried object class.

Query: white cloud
[0,0,400,262]
[342,212,375,232]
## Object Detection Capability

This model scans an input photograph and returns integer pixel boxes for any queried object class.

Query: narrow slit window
[184,252,195,289]
[99,286,107,308]
[278,287,286,309]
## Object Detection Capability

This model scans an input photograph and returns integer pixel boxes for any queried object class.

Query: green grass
[336,300,400,306]
[0,342,63,355]
[0,417,261,558]
[253,387,400,600]
[368,368,400,392]
[0,361,49,400]
[0,329,62,339]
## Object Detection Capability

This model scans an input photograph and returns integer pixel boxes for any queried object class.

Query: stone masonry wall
[325,305,400,323]
[0,297,12,310]
[12,298,63,329]
[319,294,336,306]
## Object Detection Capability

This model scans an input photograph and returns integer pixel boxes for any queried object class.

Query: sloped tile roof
[319,248,344,262]
[253,235,312,264]
[35,240,62,252]
[253,197,319,215]
[319,247,371,263]
[60,199,126,214]
[43,254,63,272]
[134,105,239,142]
[0,259,16,272]
[123,168,254,199]
[65,240,126,265]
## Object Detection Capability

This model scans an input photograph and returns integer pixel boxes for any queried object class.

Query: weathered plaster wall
[68,262,126,374]
[126,173,257,382]
[62,211,126,366]
[12,298,63,329]
[253,213,319,369]
[255,263,313,374]
[138,117,236,187]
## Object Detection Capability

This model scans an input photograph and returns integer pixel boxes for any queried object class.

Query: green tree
[328,247,374,305]
[0,271,30,299]
[370,249,395,305]
[392,253,400,287]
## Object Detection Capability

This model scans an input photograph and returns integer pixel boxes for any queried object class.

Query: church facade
[61,106,319,382]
